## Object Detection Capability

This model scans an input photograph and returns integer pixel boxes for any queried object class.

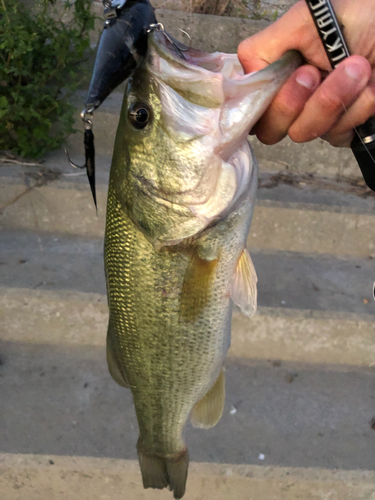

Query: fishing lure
[66,0,157,207]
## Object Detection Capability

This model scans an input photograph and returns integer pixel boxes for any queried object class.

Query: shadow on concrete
[1,341,374,470]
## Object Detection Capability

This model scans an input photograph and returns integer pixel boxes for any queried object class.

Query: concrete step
[1,229,374,315]
[2,453,375,500]
[2,228,375,367]
[1,158,374,258]
[1,340,375,470]
[2,286,375,366]
[2,182,375,257]
[1,154,375,370]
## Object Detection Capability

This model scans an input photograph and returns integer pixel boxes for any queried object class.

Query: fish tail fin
[166,450,189,499]
[137,445,189,499]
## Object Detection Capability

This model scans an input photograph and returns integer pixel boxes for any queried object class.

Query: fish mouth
[148,30,302,123]
[141,32,302,231]
[148,30,302,163]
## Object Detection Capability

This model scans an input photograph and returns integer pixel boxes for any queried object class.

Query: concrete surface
[1,153,374,257]
[2,286,375,366]
[86,4,270,52]
[1,341,375,469]
[2,453,375,500]
[1,229,375,316]
[151,0,297,20]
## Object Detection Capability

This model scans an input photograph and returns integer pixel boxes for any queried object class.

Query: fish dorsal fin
[230,248,257,318]
[191,368,225,429]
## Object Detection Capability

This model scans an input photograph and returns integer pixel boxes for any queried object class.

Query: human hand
[238,0,375,147]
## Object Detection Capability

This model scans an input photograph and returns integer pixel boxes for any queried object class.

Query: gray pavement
[1,228,374,315]
[1,341,374,471]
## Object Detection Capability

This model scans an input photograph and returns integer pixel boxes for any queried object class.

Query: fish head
[111,31,302,246]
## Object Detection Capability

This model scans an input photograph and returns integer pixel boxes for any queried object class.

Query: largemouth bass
[104,29,301,499]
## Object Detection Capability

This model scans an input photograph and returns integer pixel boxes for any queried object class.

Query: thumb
[238,1,330,74]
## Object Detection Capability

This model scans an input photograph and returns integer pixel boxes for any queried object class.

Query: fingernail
[296,73,317,90]
[344,61,366,81]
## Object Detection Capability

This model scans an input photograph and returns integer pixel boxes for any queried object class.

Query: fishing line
[327,97,375,168]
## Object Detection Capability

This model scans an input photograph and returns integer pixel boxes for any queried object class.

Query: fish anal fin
[191,368,225,429]
[106,325,130,388]
[137,445,189,500]
[230,248,257,318]
[180,250,219,321]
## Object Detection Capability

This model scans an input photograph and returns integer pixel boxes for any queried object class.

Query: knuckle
[317,89,343,111]
[273,95,296,119]
[288,123,316,143]
[323,132,352,147]
[256,128,284,145]
[288,130,304,143]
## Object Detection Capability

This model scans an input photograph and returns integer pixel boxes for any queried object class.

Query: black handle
[305,0,375,191]
[351,120,375,191]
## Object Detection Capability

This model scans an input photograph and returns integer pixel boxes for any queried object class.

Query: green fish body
[104,32,301,499]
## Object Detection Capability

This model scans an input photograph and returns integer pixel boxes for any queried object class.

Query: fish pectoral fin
[191,368,225,429]
[106,325,130,388]
[137,444,189,500]
[230,248,258,318]
[180,250,219,321]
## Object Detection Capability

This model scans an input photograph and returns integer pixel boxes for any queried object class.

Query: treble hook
[65,108,97,210]
[147,23,188,60]
[178,28,192,45]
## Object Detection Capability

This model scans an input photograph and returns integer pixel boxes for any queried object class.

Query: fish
[104,29,301,499]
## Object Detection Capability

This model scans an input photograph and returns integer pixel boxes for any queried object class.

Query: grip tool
[305,0,375,191]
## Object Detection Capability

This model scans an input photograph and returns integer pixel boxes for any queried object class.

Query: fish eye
[129,103,151,130]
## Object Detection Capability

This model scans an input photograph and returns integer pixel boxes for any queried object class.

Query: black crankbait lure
[67,0,157,208]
